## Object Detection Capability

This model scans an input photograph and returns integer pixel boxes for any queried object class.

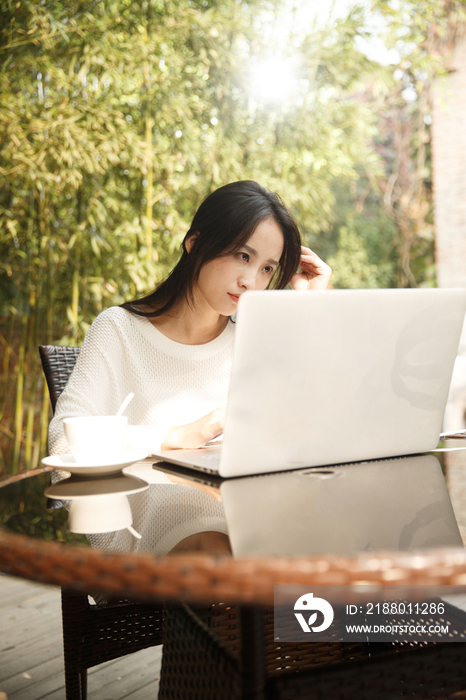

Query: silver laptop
[151,289,466,478]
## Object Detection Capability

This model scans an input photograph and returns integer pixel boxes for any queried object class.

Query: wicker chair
[159,602,466,700]
[39,344,164,700]
[39,345,82,412]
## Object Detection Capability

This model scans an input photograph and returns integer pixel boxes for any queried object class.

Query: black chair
[39,345,82,412]
[39,344,164,700]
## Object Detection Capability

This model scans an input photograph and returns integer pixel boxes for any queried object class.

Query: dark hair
[121,180,302,318]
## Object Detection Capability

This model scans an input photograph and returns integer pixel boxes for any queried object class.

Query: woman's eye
[264,266,274,275]
[238,252,249,262]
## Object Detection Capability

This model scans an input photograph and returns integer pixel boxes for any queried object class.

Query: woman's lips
[228,293,240,303]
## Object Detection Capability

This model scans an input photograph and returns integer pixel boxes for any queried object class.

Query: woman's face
[192,217,285,317]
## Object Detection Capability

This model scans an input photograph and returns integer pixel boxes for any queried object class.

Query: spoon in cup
[116,392,135,417]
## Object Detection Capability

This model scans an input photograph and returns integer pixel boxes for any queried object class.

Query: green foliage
[329,211,398,289]
[0,471,88,544]
[0,0,458,473]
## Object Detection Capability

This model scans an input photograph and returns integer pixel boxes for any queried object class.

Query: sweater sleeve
[48,308,161,455]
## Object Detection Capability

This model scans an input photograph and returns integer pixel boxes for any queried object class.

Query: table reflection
[442,437,466,543]
[45,474,149,540]
[1,452,465,561]
[154,453,464,557]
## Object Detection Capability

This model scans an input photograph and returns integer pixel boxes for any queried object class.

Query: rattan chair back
[39,344,80,412]
[38,343,164,700]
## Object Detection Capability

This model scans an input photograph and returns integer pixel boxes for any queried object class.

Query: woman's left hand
[290,246,332,291]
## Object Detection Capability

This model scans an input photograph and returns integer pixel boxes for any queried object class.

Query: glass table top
[2,439,466,560]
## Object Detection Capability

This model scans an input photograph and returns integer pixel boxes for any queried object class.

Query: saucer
[44,473,150,499]
[42,450,149,476]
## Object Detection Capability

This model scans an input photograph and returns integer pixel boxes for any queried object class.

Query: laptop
[152,454,463,556]
[151,289,466,478]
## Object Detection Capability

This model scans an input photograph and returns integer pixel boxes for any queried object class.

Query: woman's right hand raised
[161,407,226,450]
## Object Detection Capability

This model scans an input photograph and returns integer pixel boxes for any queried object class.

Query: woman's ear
[184,231,199,254]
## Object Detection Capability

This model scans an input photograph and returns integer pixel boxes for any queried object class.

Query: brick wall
[432,34,466,431]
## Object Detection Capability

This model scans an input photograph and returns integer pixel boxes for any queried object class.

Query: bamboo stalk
[39,379,51,458]
[0,439,4,474]
[24,285,36,467]
[24,196,39,466]
[39,217,53,460]
[12,304,28,474]
[11,187,35,473]
[71,268,80,332]
[26,279,43,469]
[24,185,44,468]
[46,238,52,344]
[70,184,82,341]
[143,23,154,263]
[0,332,11,406]
[145,162,153,261]
[0,275,21,475]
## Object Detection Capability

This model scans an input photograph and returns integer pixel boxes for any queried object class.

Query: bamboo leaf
[90,236,101,257]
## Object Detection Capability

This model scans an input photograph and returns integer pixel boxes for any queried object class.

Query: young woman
[48,180,331,556]
[49,180,331,457]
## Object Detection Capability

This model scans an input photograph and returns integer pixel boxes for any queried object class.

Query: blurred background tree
[0,0,463,473]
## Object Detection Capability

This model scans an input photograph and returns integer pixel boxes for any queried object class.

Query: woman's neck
[148,300,229,345]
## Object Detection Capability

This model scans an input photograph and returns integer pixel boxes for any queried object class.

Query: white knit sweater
[48,305,234,555]
[49,306,235,455]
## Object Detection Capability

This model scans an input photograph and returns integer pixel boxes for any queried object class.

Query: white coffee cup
[69,494,139,535]
[63,415,128,465]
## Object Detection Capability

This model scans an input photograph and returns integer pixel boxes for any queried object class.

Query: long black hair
[121,180,302,318]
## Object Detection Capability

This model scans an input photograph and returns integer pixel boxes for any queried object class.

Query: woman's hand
[161,406,226,450]
[290,246,332,291]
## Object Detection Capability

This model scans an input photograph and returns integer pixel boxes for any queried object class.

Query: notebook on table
[151,288,466,478]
